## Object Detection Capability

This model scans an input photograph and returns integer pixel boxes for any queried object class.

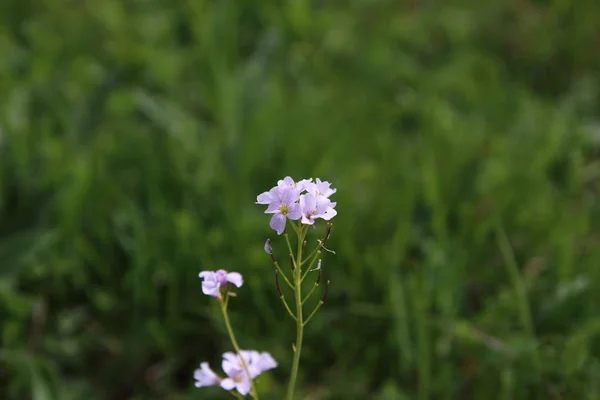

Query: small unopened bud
[264,239,273,255]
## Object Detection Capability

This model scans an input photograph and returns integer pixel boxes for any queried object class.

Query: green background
[1,0,600,399]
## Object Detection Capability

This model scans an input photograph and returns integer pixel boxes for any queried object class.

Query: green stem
[302,282,319,306]
[301,250,322,283]
[273,259,294,289]
[284,233,297,269]
[494,220,541,379]
[303,300,323,327]
[221,301,259,399]
[286,223,306,400]
[279,295,297,321]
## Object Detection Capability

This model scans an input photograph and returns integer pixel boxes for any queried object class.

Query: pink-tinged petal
[221,352,238,368]
[286,203,302,220]
[235,375,252,396]
[278,176,295,187]
[201,281,221,297]
[220,378,236,391]
[315,196,332,213]
[214,270,229,285]
[256,191,272,204]
[299,194,317,213]
[222,363,240,378]
[198,271,214,279]
[265,202,279,214]
[226,272,243,288]
[297,178,313,192]
[194,362,220,388]
[301,215,315,225]
[322,207,337,220]
[280,186,299,204]
[257,352,278,372]
[270,213,287,235]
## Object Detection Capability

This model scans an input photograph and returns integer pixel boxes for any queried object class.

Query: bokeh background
[2,0,600,399]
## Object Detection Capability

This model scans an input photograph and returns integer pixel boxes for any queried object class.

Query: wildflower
[256,176,303,205]
[264,186,302,235]
[220,351,278,395]
[299,193,337,225]
[257,177,337,233]
[198,269,244,298]
[194,351,278,396]
[193,362,220,388]
[277,176,313,192]
[305,178,337,198]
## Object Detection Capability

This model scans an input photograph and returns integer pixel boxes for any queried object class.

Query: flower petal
[226,272,244,288]
[270,213,287,235]
[201,282,221,297]
[256,191,273,204]
[235,375,252,396]
[286,203,302,220]
[193,362,219,388]
[220,378,236,391]
[198,271,213,279]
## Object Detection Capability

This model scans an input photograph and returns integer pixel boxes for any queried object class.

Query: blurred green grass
[1,0,600,399]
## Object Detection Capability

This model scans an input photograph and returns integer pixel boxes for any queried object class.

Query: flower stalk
[221,297,259,400]
[286,222,308,400]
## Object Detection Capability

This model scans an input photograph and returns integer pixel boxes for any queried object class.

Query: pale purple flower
[250,351,278,374]
[194,350,278,395]
[276,176,314,192]
[193,362,220,388]
[219,351,278,395]
[198,269,244,298]
[277,176,296,188]
[257,177,337,231]
[264,186,302,234]
[256,177,303,205]
[299,193,337,225]
[220,352,252,395]
[305,178,336,198]
[221,351,278,395]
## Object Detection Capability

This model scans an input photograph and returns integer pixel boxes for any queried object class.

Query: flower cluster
[194,350,278,396]
[198,269,243,298]
[256,177,337,234]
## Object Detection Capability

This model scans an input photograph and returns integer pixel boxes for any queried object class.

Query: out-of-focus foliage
[1,0,600,399]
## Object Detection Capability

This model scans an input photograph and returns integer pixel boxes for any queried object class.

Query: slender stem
[494,220,541,378]
[284,233,297,270]
[301,242,321,266]
[280,295,297,320]
[303,301,323,327]
[301,250,321,283]
[220,302,259,399]
[273,260,294,289]
[302,283,319,306]
[286,223,306,400]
